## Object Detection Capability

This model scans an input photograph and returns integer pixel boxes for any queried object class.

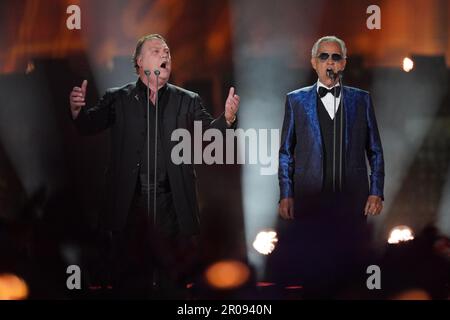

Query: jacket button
[137,163,141,167]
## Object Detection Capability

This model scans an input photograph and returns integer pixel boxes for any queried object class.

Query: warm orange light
[0,274,29,300]
[390,288,431,300]
[205,260,250,290]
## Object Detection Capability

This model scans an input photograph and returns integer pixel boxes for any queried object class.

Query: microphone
[144,69,151,77]
[326,69,343,80]
[154,69,160,76]
[326,68,335,79]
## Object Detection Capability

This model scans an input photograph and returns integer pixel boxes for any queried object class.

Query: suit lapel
[343,86,356,158]
[301,84,322,152]
[129,80,145,120]
[162,84,179,137]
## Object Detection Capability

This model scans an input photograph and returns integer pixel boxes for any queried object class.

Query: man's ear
[341,58,347,71]
[311,57,317,71]
[137,55,143,68]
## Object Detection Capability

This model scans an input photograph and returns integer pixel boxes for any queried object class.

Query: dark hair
[132,34,167,74]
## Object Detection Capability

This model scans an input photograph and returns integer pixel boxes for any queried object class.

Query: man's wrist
[225,114,236,125]
[71,109,80,120]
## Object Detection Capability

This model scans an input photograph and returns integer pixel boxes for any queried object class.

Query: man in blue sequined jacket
[278,36,384,223]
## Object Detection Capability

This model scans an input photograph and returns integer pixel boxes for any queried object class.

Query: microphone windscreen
[326,69,335,79]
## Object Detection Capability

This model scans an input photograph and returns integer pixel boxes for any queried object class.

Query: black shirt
[136,77,170,194]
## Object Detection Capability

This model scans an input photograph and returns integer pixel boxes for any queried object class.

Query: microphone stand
[153,69,160,237]
[338,72,344,192]
[330,71,344,193]
[333,78,336,193]
[152,70,160,290]
[144,69,160,292]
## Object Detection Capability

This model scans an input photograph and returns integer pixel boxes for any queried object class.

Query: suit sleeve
[365,93,385,200]
[72,89,116,135]
[192,94,237,131]
[278,95,296,200]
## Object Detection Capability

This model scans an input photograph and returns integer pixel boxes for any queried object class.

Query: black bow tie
[318,86,341,98]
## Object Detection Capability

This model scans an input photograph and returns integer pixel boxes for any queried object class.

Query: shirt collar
[136,77,168,97]
[316,79,340,91]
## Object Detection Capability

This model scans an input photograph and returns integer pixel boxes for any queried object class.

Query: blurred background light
[253,229,278,255]
[205,260,250,290]
[388,225,414,244]
[402,57,414,72]
[0,273,29,300]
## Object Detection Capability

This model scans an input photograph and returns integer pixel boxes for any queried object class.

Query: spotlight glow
[388,225,414,244]
[253,230,278,255]
[402,57,414,72]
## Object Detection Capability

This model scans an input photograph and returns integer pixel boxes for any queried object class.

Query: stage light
[0,273,29,300]
[402,57,414,72]
[256,281,275,287]
[388,225,414,244]
[390,288,431,300]
[205,260,250,290]
[253,229,278,255]
[231,0,312,280]
[25,61,35,75]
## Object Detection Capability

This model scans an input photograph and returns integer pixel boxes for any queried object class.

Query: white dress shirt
[317,80,341,120]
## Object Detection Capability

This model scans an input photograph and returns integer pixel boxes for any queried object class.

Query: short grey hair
[311,36,347,58]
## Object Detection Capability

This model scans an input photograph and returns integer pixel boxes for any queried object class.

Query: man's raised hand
[69,80,87,119]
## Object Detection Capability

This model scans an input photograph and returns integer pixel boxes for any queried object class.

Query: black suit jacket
[73,80,234,235]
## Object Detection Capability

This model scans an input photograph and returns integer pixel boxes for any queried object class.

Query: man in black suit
[69,34,240,297]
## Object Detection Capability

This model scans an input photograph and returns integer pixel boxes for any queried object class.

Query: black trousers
[267,192,372,299]
[108,191,187,298]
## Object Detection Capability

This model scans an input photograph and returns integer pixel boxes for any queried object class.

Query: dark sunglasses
[317,52,343,62]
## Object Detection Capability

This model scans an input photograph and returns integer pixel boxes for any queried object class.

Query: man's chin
[156,76,170,87]
[158,68,170,78]
[159,73,170,82]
